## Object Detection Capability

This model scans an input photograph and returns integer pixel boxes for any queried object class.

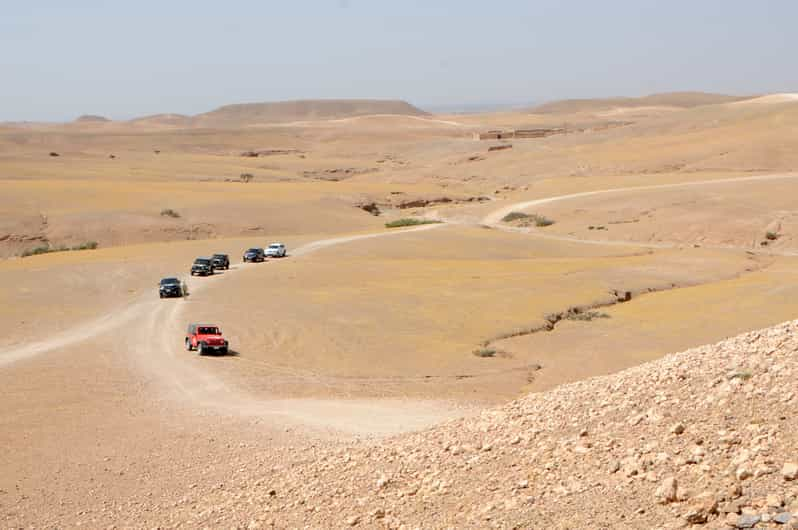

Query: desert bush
[21,246,53,257]
[72,241,98,250]
[239,173,254,183]
[160,208,181,218]
[473,348,497,358]
[384,218,441,228]
[501,211,531,223]
[501,211,554,227]
[765,231,779,241]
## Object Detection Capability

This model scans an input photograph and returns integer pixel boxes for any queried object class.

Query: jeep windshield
[246,248,260,253]
[212,254,226,259]
[268,244,282,248]
[197,326,220,335]
[194,259,211,265]
[160,278,180,286]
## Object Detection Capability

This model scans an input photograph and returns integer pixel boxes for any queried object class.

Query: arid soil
[2,93,798,528]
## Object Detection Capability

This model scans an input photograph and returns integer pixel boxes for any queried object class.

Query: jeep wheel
[185,339,192,351]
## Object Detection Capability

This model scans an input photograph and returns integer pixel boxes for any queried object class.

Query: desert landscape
[2,90,798,529]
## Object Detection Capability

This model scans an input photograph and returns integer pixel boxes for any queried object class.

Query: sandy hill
[448,91,798,183]
[128,113,192,128]
[74,114,110,123]
[191,98,428,128]
[531,91,753,114]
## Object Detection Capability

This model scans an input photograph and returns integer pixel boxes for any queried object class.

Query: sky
[1,0,797,121]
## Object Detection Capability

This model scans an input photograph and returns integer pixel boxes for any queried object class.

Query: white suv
[264,243,286,258]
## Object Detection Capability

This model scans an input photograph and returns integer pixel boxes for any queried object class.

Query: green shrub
[384,218,441,228]
[765,231,779,241]
[21,246,52,257]
[501,211,554,227]
[501,211,531,222]
[72,241,98,250]
[21,241,98,257]
[160,208,180,218]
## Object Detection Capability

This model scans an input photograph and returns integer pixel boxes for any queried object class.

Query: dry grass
[384,218,442,228]
[472,347,497,358]
[21,241,98,257]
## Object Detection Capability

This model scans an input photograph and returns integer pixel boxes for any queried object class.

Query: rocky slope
[137,320,798,529]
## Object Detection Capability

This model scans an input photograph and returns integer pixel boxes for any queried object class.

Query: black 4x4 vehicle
[158,277,183,298]
[211,253,230,270]
[191,257,214,276]
[242,247,265,263]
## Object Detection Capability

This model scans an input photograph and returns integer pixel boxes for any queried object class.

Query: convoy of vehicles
[163,243,289,355]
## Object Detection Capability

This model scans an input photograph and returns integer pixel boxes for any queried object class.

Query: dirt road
[482,172,798,255]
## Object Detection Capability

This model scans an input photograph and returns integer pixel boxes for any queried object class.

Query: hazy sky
[2,0,797,121]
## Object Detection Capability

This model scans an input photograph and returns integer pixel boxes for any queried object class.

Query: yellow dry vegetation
[2,93,798,402]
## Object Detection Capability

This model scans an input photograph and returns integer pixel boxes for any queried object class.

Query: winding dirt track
[482,173,798,255]
[3,173,796,433]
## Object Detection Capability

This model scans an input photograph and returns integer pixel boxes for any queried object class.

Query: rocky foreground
[135,322,798,528]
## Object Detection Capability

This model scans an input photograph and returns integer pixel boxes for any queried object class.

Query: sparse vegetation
[239,173,255,183]
[565,311,611,321]
[532,215,554,227]
[21,241,98,257]
[473,347,497,358]
[21,245,60,257]
[71,241,99,250]
[501,211,554,227]
[765,231,779,241]
[384,218,442,228]
[501,211,531,222]
[160,208,181,218]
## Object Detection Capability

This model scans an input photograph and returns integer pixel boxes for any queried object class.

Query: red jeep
[185,324,229,355]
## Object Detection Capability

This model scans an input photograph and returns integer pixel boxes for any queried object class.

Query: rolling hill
[191,98,428,128]
[531,91,753,114]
